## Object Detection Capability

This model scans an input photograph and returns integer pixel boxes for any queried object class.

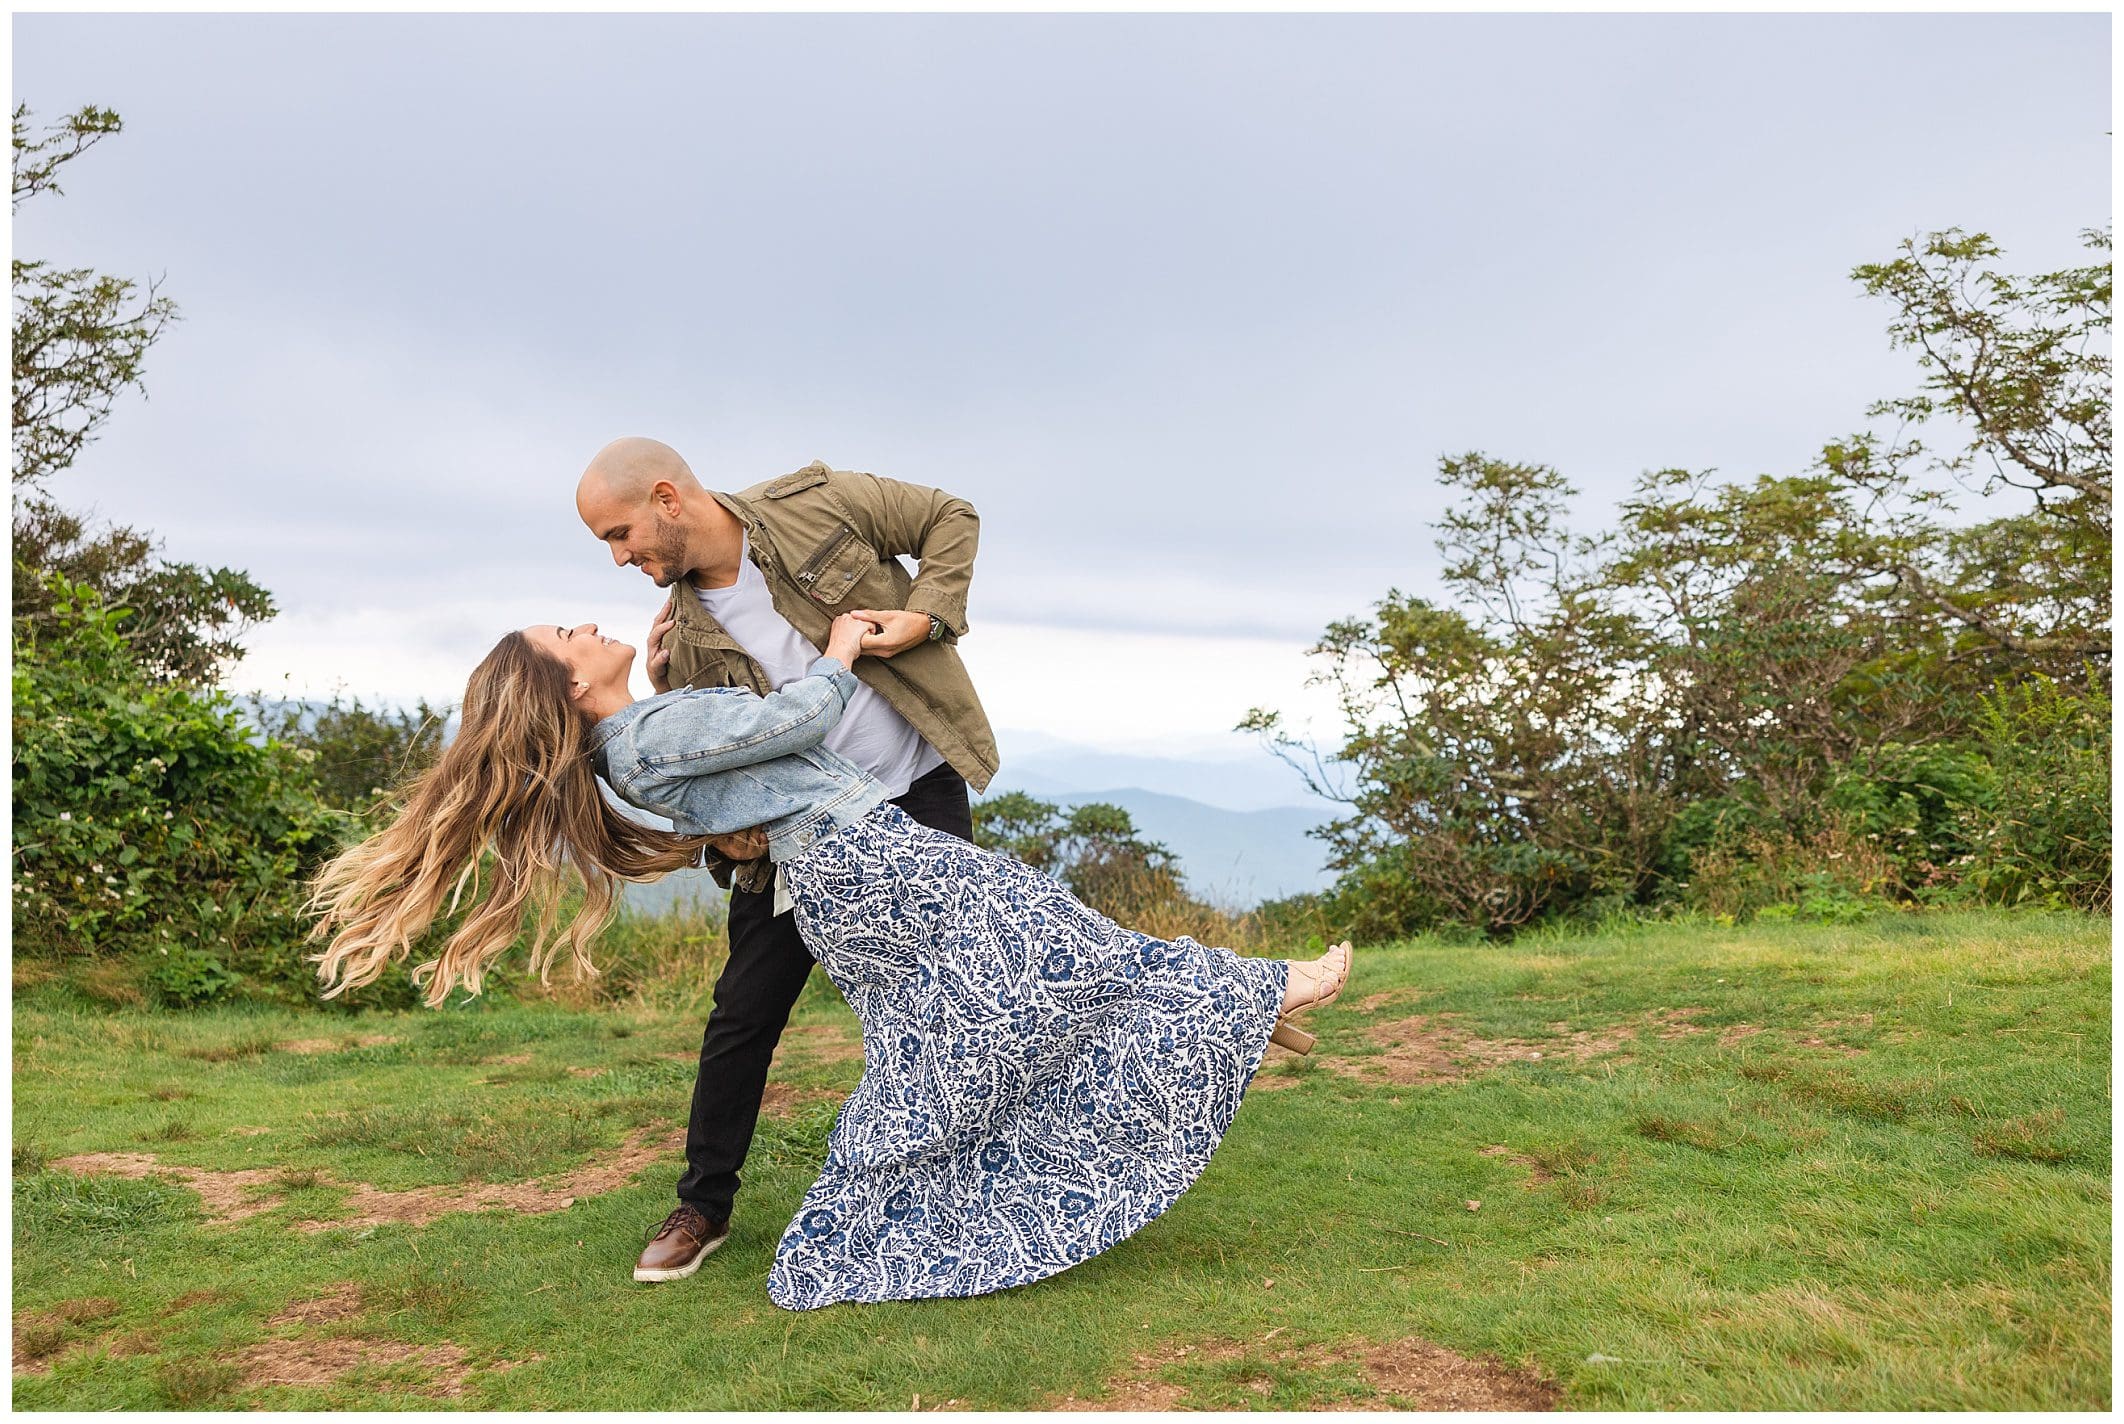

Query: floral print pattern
[765,804,1286,1310]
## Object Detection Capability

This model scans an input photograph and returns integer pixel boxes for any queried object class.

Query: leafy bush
[11,574,349,1003]
[141,942,241,1007]
[1674,820,1901,924]
[1956,675,2111,911]
[1822,743,1994,893]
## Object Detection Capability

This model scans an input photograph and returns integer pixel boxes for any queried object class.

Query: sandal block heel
[1269,1020,1317,1055]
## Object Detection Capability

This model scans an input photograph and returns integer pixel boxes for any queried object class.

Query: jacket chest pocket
[792,523,878,608]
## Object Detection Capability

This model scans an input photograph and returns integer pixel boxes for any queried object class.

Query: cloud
[17,12,2106,755]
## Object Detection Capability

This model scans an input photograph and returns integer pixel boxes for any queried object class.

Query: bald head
[576,437,742,590]
[577,436,702,508]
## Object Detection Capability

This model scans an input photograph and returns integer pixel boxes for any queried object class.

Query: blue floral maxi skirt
[765,802,1288,1311]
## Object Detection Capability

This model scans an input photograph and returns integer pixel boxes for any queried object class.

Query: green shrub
[1823,742,1993,891]
[1956,675,2111,912]
[973,791,1189,920]
[11,574,349,1002]
[142,942,240,1007]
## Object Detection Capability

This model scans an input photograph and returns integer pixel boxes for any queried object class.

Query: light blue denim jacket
[588,656,888,864]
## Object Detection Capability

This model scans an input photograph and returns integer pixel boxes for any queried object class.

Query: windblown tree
[1246,226,2111,935]
[12,102,272,685]
[1823,228,2111,684]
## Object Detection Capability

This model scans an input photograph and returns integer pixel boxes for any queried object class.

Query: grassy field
[11,909,2110,1410]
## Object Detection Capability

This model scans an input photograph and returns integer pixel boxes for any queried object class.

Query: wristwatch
[926,614,947,642]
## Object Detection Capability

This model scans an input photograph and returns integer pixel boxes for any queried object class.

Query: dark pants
[674,760,974,1219]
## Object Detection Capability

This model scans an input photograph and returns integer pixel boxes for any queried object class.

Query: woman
[310,612,1352,1311]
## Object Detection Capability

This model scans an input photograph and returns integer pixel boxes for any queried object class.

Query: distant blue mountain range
[982,784,1336,908]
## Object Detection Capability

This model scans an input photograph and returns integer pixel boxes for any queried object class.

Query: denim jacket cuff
[807,656,860,704]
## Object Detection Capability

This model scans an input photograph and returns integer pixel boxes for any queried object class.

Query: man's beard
[648,514,692,588]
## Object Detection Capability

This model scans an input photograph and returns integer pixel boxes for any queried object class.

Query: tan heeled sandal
[1269,940,1353,1055]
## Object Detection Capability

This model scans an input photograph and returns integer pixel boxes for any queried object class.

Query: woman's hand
[825,612,879,668]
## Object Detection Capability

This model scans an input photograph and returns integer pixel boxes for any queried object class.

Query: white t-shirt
[692,539,945,799]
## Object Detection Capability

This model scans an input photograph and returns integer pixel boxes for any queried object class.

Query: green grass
[12,908,2110,1409]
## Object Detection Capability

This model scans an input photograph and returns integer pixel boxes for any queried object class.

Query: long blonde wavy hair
[308,631,708,1006]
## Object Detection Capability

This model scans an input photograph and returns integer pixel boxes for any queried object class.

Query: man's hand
[645,598,677,694]
[707,827,769,861]
[847,608,934,659]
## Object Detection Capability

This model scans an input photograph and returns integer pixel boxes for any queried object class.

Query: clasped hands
[682,606,934,864]
[645,603,935,696]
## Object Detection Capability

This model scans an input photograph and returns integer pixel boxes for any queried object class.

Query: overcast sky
[13,12,2110,766]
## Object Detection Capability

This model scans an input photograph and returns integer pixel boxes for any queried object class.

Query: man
[574,436,998,1283]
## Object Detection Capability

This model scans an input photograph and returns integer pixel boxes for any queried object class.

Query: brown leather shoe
[634,1203,730,1282]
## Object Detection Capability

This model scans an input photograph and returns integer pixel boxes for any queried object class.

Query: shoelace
[651,1207,701,1242]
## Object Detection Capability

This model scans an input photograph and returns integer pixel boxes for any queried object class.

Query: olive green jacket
[662,461,999,798]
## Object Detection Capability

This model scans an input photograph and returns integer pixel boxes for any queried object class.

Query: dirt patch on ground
[170,1289,235,1312]
[1789,1032,1865,1057]
[1340,1338,1561,1410]
[267,1283,367,1327]
[477,1053,533,1066]
[13,1298,121,1375]
[1477,1143,1553,1185]
[565,1066,607,1079]
[12,1301,159,1378]
[237,1335,539,1398]
[1330,1015,1602,1086]
[1313,1008,1709,1087]
[1647,1007,1710,1039]
[227,1126,273,1137]
[274,1035,401,1055]
[1246,1058,1309,1090]
[1541,1021,1641,1058]
[1354,988,1427,1015]
[238,1336,465,1394]
[50,1124,688,1231]
[306,1124,686,1229]
[107,1328,160,1358]
[1052,1362,1186,1410]
[1349,1017,1497,1084]
[1718,1024,1765,1047]
[1053,1335,1558,1411]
